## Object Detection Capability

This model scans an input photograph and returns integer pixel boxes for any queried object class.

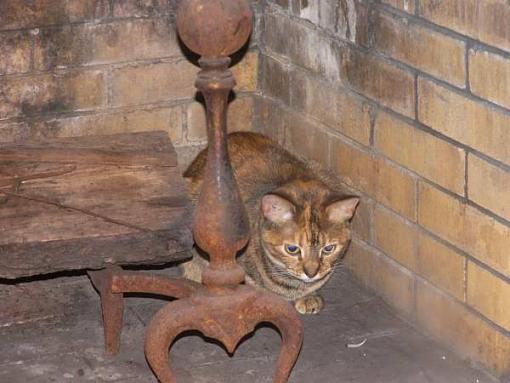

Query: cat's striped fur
[181,132,359,314]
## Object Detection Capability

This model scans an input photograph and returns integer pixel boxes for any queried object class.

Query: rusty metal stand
[88,1,303,382]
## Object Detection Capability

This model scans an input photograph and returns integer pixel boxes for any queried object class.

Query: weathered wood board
[0,131,193,279]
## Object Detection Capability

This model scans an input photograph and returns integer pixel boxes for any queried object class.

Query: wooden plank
[0,131,177,166]
[0,165,189,244]
[0,131,192,279]
[0,229,192,279]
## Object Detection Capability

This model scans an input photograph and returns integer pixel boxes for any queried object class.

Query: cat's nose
[304,261,320,278]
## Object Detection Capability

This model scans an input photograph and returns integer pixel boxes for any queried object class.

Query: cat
[181,132,359,314]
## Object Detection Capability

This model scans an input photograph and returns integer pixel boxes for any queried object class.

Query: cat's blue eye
[322,244,336,254]
[284,244,301,255]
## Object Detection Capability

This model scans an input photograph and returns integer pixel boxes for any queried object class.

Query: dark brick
[0,31,31,75]
[112,0,177,18]
[34,19,180,70]
[352,0,370,46]
[260,55,290,105]
[264,12,343,81]
[0,0,109,30]
[420,0,510,53]
[262,13,290,57]
[290,68,371,144]
[253,96,287,143]
[272,0,289,9]
[30,106,183,143]
[373,11,466,87]
[0,121,31,143]
[340,48,415,117]
[0,70,105,119]
[34,25,93,69]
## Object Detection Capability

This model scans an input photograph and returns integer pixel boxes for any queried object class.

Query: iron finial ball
[176,0,253,58]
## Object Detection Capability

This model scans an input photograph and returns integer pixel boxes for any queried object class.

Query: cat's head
[260,186,359,284]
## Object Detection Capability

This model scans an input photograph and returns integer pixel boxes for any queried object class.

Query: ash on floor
[0,268,498,383]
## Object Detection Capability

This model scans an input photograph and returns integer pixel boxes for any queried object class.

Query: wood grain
[0,131,192,279]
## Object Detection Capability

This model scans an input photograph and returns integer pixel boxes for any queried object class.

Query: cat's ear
[261,194,295,223]
[326,197,359,223]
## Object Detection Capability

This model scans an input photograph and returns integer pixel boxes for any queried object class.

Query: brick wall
[258,0,510,377]
[0,0,259,166]
[1,0,508,377]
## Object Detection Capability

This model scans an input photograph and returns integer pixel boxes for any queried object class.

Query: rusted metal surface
[145,286,303,383]
[176,0,253,58]
[88,266,204,356]
[90,1,304,381]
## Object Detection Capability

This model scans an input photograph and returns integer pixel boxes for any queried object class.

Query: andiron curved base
[88,267,304,383]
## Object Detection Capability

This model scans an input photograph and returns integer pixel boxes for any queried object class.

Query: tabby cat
[182,132,359,314]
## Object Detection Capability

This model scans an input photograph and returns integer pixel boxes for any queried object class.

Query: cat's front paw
[294,295,324,315]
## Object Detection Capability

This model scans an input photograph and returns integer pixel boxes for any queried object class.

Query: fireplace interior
[1,0,509,382]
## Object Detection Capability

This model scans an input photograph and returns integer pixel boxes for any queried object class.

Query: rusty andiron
[87,0,304,382]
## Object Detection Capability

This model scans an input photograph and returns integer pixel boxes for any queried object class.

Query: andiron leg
[88,266,124,355]
[89,266,204,356]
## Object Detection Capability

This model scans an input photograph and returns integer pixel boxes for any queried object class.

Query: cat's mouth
[300,272,328,284]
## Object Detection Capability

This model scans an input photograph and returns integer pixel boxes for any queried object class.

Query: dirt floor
[0,267,500,383]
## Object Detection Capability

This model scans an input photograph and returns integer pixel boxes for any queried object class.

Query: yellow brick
[291,70,371,145]
[32,107,183,144]
[0,70,105,119]
[62,71,106,111]
[376,259,415,318]
[420,0,510,53]
[344,240,373,287]
[416,280,510,376]
[469,49,510,110]
[92,20,179,64]
[187,97,254,142]
[417,233,465,301]
[418,78,510,165]
[374,13,465,87]
[467,262,510,331]
[346,240,415,317]
[286,115,329,166]
[375,112,465,194]
[186,102,206,142]
[419,182,510,277]
[381,0,415,13]
[352,198,372,242]
[373,157,417,220]
[468,154,510,222]
[227,97,254,133]
[332,138,416,220]
[112,61,197,107]
[341,49,415,118]
[254,97,287,143]
[232,51,258,92]
[373,206,417,271]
